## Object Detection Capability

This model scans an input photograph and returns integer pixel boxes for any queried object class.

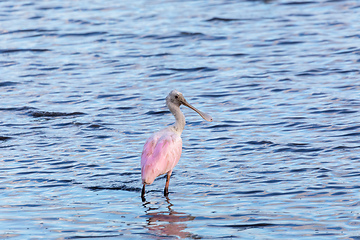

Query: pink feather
[141,130,182,185]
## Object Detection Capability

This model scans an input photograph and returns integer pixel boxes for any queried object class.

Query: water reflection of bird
[143,197,197,238]
[141,90,212,199]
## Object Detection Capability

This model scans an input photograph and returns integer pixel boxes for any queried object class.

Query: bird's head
[166,90,185,107]
[166,90,213,122]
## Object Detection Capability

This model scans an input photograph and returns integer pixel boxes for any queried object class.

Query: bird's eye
[175,95,179,99]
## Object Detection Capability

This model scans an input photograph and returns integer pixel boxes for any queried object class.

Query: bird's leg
[164,171,172,196]
[141,183,146,201]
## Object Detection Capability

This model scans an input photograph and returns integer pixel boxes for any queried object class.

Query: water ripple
[1,0,360,239]
[0,48,50,53]
[29,111,86,118]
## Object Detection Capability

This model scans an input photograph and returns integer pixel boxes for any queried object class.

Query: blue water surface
[1,0,360,239]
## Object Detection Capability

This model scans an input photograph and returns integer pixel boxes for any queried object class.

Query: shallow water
[1,0,360,239]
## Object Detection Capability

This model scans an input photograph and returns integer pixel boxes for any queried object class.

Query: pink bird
[141,90,212,199]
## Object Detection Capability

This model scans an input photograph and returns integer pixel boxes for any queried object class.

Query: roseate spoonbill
[141,90,212,199]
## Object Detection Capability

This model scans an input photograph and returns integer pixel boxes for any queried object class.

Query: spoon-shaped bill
[182,99,213,122]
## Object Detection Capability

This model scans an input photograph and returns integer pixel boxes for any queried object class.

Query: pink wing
[141,130,182,185]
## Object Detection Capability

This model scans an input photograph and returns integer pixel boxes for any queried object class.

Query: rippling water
[1,0,360,239]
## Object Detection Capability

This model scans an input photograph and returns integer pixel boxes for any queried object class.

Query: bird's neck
[173,109,185,134]
[168,103,185,135]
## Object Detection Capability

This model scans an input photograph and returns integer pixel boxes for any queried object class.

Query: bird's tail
[141,164,156,185]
